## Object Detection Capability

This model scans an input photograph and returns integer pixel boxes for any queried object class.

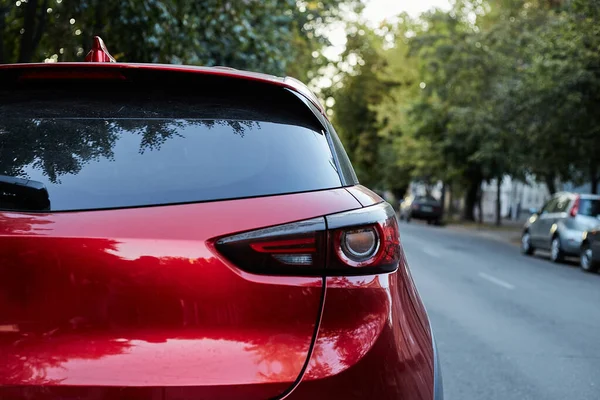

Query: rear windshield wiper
[0,174,50,211]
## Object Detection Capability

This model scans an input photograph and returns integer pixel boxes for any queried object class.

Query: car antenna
[85,36,116,63]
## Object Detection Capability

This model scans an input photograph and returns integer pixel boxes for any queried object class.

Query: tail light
[570,195,580,217]
[214,202,400,276]
[412,204,420,210]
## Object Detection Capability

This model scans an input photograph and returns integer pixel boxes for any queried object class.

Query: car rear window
[0,86,342,212]
[579,199,600,217]
[415,195,439,204]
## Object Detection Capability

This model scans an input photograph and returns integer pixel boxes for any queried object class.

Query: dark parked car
[581,227,600,273]
[399,194,443,224]
[521,192,600,263]
[0,38,442,400]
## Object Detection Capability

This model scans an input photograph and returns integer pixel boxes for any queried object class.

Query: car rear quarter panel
[286,247,435,400]
[0,189,361,400]
[344,185,383,207]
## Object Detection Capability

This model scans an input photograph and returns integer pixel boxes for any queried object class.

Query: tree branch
[18,0,39,63]
[0,6,8,63]
[31,0,49,55]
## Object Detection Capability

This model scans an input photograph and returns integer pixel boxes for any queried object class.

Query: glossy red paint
[286,252,434,400]
[345,185,384,207]
[0,189,361,399]
[2,58,437,399]
[84,37,116,63]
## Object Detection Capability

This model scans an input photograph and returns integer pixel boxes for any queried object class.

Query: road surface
[400,221,600,400]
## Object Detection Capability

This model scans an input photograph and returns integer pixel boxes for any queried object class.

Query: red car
[0,38,442,400]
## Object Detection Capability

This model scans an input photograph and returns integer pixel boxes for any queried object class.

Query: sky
[325,0,452,59]
[364,0,451,22]
[316,0,450,89]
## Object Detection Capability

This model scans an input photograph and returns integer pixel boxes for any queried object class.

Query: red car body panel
[345,185,384,207]
[287,258,434,400]
[0,61,439,399]
[0,189,361,399]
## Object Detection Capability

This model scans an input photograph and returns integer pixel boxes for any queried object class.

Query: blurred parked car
[521,192,600,263]
[581,227,600,273]
[399,195,442,225]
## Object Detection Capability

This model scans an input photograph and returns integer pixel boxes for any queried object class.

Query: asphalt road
[400,221,600,400]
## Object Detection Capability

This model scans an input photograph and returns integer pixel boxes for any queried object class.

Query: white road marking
[478,272,515,290]
[422,247,441,258]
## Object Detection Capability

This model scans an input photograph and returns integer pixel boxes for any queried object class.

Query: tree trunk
[447,182,454,218]
[477,188,483,224]
[0,6,7,64]
[31,0,49,57]
[496,177,502,226]
[591,162,598,195]
[463,180,479,221]
[544,174,557,195]
[17,0,48,63]
[392,187,408,202]
[18,0,39,63]
[440,181,446,221]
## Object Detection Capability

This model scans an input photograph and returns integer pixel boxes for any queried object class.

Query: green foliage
[0,0,359,80]
[329,26,389,188]
[329,0,600,220]
[513,0,600,191]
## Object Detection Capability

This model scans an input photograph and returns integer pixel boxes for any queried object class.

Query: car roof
[580,194,600,200]
[0,62,326,117]
[553,191,600,200]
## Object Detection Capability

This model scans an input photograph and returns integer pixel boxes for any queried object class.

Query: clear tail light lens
[326,202,400,275]
[341,228,379,261]
[214,202,400,276]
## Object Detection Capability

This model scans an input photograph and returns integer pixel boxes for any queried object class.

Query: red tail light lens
[214,202,400,276]
[570,195,580,217]
[214,217,326,275]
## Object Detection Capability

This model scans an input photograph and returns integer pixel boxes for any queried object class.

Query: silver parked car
[580,227,600,273]
[521,192,600,262]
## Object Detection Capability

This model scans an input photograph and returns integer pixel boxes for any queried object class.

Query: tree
[329,26,388,188]
[374,17,439,199]
[514,0,600,193]
[1,0,361,82]
[405,8,501,221]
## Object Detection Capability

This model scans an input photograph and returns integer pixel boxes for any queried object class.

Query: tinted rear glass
[0,87,341,211]
[579,199,600,217]
[415,195,439,204]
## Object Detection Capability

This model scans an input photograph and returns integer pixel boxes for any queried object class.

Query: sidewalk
[446,220,523,246]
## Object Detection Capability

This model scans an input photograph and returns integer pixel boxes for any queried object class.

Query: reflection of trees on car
[0,119,118,182]
[0,215,322,384]
[0,119,257,184]
[0,230,397,385]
